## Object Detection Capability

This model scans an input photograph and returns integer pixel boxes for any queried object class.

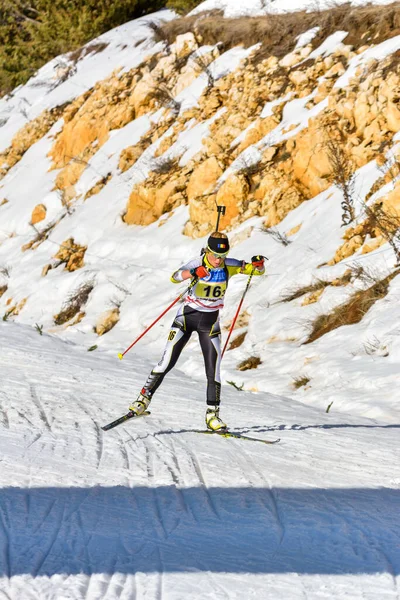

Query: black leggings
[142,306,221,406]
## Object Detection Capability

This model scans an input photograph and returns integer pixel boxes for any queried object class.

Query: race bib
[195,268,227,300]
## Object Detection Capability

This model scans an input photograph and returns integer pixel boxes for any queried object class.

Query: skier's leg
[198,313,222,406]
[129,306,192,413]
[197,312,226,431]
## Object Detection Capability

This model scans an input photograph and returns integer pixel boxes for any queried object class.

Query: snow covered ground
[0,322,399,599]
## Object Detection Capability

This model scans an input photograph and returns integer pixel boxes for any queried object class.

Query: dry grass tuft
[237,356,262,371]
[69,42,108,64]
[292,375,310,389]
[151,155,180,175]
[160,3,400,62]
[304,269,400,344]
[281,269,356,303]
[281,278,331,303]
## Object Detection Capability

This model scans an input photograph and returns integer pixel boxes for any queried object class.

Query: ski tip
[117,353,124,360]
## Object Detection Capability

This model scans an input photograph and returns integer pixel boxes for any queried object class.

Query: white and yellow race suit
[140,255,265,406]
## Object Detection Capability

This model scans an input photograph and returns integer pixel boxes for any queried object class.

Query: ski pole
[118,279,196,360]
[222,270,255,358]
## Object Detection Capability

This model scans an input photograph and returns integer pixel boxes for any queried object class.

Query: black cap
[207,233,230,255]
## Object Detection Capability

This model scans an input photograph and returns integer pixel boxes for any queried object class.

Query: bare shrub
[150,85,181,115]
[0,285,7,298]
[23,218,62,252]
[57,189,74,215]
[364,202,400,263]
[54,281,94,326]
[51,59,77,90]
[29,58,79,91]
[350,263,381,286]
[261,225,291,246]
[19,106,29,120]
[147,21,169,43]
[237,356,262,371]
[366,151,400,201]
[325,135,356,226]
[0,265,11,278]
[190,52,215,90]
[151,155,180,174]
[363,335,389,357]
[236,155,264,178]
[304,269,400,344]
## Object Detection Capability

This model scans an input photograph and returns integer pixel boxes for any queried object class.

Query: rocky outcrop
[183,156,224,237]
[124,163,190,226]
[31,204,47,225]
[95,308,120,336]
[54,238,87,271]
[329,182,400,264]
[0,105,67,180]
[4,17,400,254]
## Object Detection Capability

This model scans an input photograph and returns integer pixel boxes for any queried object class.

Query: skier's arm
[226,257,266,277]
[171,258,203,283]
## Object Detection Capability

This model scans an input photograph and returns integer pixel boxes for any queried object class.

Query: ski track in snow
[0,325,400,600]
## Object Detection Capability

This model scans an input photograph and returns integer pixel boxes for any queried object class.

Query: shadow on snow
[0,486,399,577]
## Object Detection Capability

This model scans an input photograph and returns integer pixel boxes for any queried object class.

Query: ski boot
[129,389,151,416]
[206,406,227,431]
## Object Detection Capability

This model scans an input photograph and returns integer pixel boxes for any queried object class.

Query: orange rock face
[31,204,47,225]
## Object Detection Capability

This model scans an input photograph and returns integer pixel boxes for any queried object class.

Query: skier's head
[206,232,230,267]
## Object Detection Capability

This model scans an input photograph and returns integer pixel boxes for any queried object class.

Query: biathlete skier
[128,231,266,431]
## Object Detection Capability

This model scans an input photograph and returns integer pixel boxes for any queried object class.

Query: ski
[197,430,280,445]
[101,411,150,431]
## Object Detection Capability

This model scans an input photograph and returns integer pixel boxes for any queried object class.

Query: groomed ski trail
[0,321,399,600]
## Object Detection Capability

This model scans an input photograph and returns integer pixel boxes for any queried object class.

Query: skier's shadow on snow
[138,422,400,439]
[241,422,400,433]
[0,485,399,578]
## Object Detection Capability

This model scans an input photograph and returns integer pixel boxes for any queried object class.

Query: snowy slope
[1,9,400,423]
[0,322,399,600]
